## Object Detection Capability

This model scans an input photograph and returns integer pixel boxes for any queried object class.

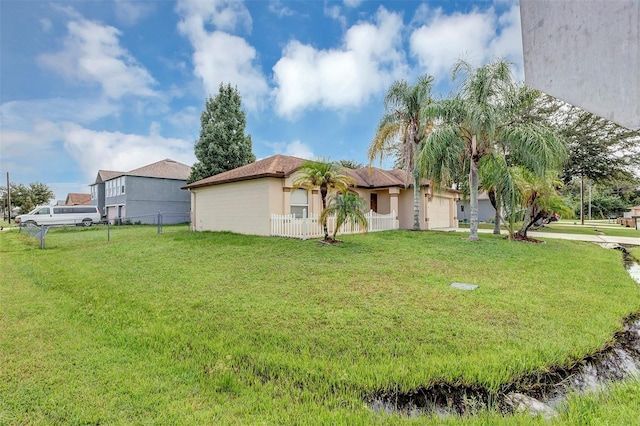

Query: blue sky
[1,0,523,201]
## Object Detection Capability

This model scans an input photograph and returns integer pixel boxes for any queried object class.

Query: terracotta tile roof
[126,159,191,180]
[184,155,306,189]
[64,193,91,205]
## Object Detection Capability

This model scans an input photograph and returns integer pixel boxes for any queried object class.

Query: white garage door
[427,197,451,229]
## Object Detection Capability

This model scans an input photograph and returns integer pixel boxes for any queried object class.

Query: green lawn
[1,227,639,424]
[533,220,640,238]
[460,220,640,238]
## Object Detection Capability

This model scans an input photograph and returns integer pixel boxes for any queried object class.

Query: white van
[15,205,101,227]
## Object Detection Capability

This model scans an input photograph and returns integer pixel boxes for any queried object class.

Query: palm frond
[320,192,368,239]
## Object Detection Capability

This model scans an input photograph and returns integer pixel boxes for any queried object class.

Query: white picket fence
[271,210,399,240]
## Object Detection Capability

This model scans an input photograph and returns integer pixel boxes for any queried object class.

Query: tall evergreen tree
[187,83,256,183]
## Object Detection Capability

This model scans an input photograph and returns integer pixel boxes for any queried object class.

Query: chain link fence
[18,212,191,249]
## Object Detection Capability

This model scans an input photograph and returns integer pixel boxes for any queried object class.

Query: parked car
[15,205,101,227]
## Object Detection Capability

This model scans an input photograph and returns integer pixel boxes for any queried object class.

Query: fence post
[302,209,307,240]
[157,211,162,234]
[40,226,45,249]
[107,220,110,241]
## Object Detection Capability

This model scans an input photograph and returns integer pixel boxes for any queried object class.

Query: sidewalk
[441,228,640,245]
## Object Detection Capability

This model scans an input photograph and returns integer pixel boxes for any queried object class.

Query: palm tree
[369,74,435,230]
[292,160,355,241]
[512,168,573,240]
[320,192,368,241]
[479,153,514,235]
[419,59,566,241]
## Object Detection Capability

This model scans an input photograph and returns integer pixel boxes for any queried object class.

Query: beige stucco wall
[190,176,458,235]
[397,188,418,229]
[284,172,323,216]
[395,187,458,230]
[191,178,278,235]
[350,188,388,214]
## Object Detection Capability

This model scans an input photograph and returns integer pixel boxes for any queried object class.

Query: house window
[370,193,378,212]
[106,180,113,198]
[290,188,308,218]
[91,185,97,200]
[121,176,125,195]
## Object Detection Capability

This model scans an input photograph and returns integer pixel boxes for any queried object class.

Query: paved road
[442,228,640,246]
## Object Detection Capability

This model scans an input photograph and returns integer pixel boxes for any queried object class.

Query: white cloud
[269,0,295,18]
[191,32,268,107]
[40,18,53,32]
[176,0,252,34]
[410,8,496,81]
[1,98,119,131]
[176,0,268,110]
[409,5,524,81]
[272,7,407,118]
[166,106,200,133]
[114,0,155,26]
[344,0,364,8]
[324,4,346,28]
[58,123,195,181]
[0,119,195,184]
[38,17,157,99]
[489,4,524,80]
[267,140,315,159]
[0,122,63,158]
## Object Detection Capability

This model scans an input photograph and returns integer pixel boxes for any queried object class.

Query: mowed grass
[460,220,640,238]
[533,220,640,238]
[1,226,639,424]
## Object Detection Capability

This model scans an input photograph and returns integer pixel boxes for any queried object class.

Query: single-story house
[90,159,191,224]
[182,154,460,236]
[64,193,91,206]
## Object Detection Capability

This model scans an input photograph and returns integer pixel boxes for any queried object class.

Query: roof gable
[126,159,191,180]
[93,170,124,184]
[64,193,91,205]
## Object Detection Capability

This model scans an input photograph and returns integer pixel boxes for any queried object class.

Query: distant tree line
[2,182,55,215]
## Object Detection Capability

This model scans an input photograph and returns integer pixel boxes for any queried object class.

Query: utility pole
[6,172,11,224]
[580,174,584,225]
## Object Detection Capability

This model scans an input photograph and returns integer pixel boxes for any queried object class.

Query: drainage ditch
[369,245,640,419]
